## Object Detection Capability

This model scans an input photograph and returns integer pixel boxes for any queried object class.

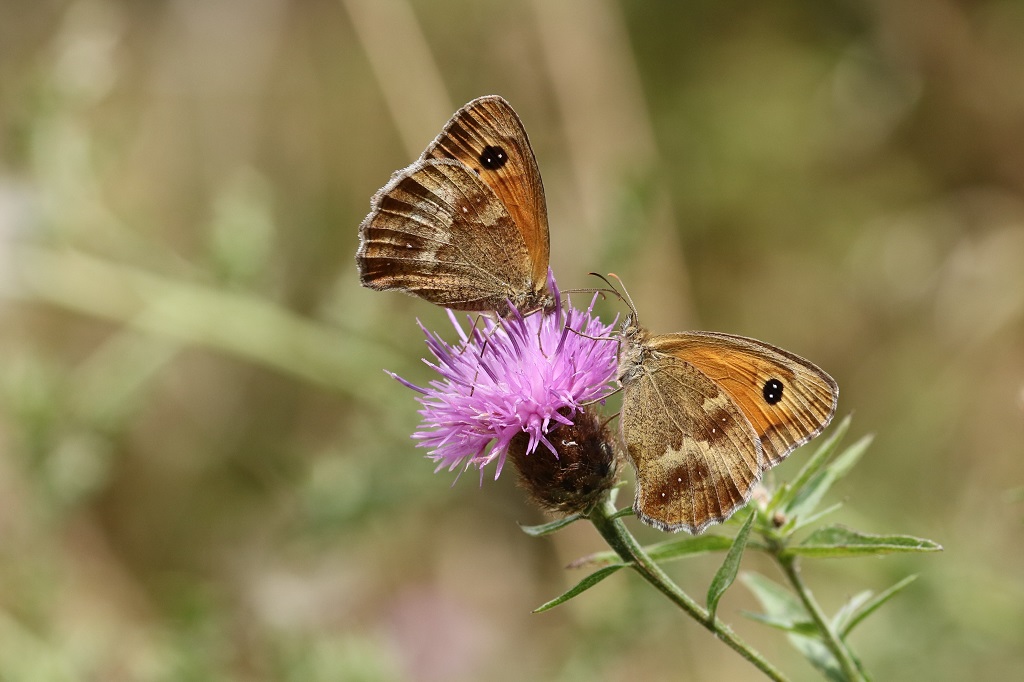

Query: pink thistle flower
[390,275,618,480]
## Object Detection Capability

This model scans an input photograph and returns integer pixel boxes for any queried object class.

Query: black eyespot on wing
[479,145,508,170]
[762,378,784,405]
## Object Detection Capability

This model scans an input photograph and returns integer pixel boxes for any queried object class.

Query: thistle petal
[391,272,618,478]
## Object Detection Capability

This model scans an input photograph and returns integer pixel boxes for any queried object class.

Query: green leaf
[519,514,583,537]
[784,434,872,523]
[609,506,634,520]
[565,551,621,569]
[838,575,918,637]
[787,525,943,558]
[785,502,843,533]
[647,534,736,562]
[741,573,809,626]
[772,414,851,510]
[830,590,874,635]
[742,610,818,636]
[798,640,847,682]
[568,533,733,569]
[741,574,843,681]
[533,564,626,612]
[707,512,756,621]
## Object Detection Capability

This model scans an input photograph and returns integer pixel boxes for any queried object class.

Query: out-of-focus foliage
[0,1,1022,680]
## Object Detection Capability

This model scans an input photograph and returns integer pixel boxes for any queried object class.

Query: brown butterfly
[356,95,553,316]
[617,306,839,534]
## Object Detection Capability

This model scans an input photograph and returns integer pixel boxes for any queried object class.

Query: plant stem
[777,554,864,681]
[588,499,790,682]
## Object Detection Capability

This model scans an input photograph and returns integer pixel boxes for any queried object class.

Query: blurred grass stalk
[3,0,403,408]
[340,0,454,155]
[8,245,399,408]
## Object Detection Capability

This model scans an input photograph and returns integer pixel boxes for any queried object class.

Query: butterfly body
[617,317,839,534]
[357,96,553,316]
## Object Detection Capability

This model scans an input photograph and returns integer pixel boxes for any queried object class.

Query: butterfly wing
[653,331,839,468]
[357,158,537,312]
[423,95,550,288]
[620,339,765,533]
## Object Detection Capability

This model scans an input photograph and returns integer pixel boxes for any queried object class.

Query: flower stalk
[588,498,790,682]
[776,553,865,682]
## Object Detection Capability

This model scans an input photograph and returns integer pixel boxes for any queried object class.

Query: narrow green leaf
[839,575,918,637]
[788,525,943,558]
[830,590,874,635]
[797,640,846,682]
[741,573,809,625]
[609,507,634,520]
[519,514,583,537]
[785,434,872,522]
[565,548,618,569]
[742,574,843,680]
[647,534,736,562]
[706,513,755,621]
[569,533,734,569]
[566,550,621,569]
[772,414,851,510]
[742,610,818,636]
[533,564,625,612]
[785,502,843,533]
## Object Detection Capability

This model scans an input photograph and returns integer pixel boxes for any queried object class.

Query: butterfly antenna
[586,272,621,298]
[457,312,501,397]
[456,312,490,355]
[581,383,623,408]
[560,284,615,300]
[600,410,620,430]
[603,273,639,319]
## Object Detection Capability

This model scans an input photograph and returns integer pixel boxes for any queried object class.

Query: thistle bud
[508,408,619,515]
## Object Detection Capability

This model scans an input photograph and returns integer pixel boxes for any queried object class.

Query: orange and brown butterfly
[356,95,554,316]
[613,286,839,534]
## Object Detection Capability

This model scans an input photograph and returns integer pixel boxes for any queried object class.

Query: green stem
[589,499,790,682]
[777,553,864,681]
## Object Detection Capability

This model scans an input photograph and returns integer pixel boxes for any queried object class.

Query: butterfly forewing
[621,351,764,533]
[653,332,839,468]
[423,95,550,287]
[357,159,535,312]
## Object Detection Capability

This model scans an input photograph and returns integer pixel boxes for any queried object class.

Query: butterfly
[356,95,554,316]
[617,308,839,534]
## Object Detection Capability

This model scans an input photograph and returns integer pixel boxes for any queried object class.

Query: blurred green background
[1,0,1022,680]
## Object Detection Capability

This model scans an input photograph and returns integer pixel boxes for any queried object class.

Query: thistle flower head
[390,275,618,480]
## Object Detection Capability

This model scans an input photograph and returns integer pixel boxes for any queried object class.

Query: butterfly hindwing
[620,348,764,533]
